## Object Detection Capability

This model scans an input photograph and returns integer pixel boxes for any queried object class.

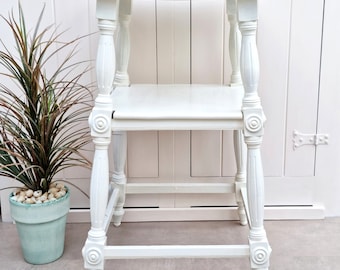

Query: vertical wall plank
[222,131,236,176]
[127,131,159,178]
[156,1,191,207]
[129,0,157,83]
[284,0,324,176]
[191,131,222,177]
[157,0,191,83]
[53,0,92,53]
[88,0,99,84]
[19,0,54,27]
[223,6,232,85]
[53,0,92,82]
[257,0,291,177]
[52,0,93,206]
[190,0,225,178]
[158,131,176,208]
[156,0,191,189]
[191,0,225,83]
[174,131,191,180]
[53,0,93,181]
[127,1,160,181]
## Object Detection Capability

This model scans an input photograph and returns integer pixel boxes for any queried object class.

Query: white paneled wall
[1,0,340,222]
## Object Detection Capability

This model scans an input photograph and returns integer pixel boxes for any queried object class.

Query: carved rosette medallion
[85,247,102,266]
[89,111,111,138]
[243,108,265,138]
[245,114,262,133]
[93,114,110,134]
[251,246,270,266]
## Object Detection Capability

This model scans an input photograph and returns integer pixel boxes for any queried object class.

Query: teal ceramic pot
[9,189,70,264]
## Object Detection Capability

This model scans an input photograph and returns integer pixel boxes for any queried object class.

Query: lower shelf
[104,244,250,259]
[66,204,325,223]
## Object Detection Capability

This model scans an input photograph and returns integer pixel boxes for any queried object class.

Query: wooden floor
[1,217,339,269]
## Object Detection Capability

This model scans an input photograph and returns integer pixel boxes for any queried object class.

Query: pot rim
[9,186,70,207]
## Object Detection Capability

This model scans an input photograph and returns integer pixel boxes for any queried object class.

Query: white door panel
[284,0,324,176]
[314,0,340,216]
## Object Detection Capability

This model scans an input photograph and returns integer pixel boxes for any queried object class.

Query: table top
[112,84,244,120]
[110,84,244,131]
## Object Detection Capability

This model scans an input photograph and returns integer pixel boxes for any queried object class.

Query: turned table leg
[238,1,271,268]
[112,131,127,227]
[114,0,131,86]
[234,130,248,225]
[83,1,119,267]
[82,138,110,270]
[227,0,242,86]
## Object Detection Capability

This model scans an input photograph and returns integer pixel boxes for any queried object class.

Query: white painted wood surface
[314,0,340,217]
[1,0,340,222]
[83,0,273,268]
[284,0,324,177]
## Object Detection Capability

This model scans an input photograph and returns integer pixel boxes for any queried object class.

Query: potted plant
[0,4,92,264]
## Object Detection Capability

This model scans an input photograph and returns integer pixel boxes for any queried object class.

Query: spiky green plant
[0,5,92,193]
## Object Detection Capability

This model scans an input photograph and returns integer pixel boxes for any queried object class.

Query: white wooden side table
[82,0,271,269]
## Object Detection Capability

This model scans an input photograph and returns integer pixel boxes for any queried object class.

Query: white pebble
[25,189,33,198]
[33,190,42,198]
[25,198,35,204]
[48,187,58,194]
[54,192,63,199]
[56,183,65,190]
[17,196,25,203]
[40,193,48,202]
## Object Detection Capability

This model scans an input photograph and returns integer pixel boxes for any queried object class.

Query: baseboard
[66,204,325,223]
